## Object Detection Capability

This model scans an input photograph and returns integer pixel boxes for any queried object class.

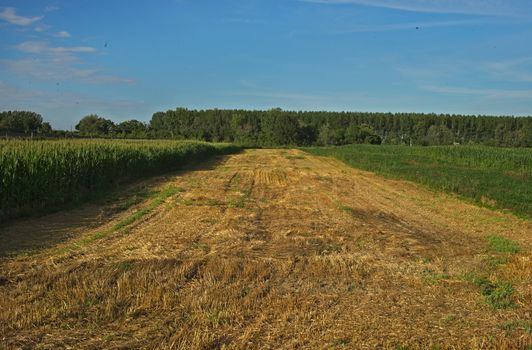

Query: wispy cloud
[336,19,485,33]
[44,6,60,13]
[299,0,530,16]
[485,57,532,82]
[56,31,72,38]
[423,85,532,99]
[1,58,134,85]
[223,17,269,24]
[16,41,96,54]
[5,41,132,85]
[230,89,325,101]
[34,24,51,32]
[0,80,146,129]
[0,7,43,26]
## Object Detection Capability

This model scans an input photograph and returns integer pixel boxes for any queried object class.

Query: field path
[1,149,531,349]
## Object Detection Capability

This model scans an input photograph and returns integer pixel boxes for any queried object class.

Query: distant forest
[2,108,532,147]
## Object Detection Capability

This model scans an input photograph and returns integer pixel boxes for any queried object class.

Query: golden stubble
[1,149,530,349]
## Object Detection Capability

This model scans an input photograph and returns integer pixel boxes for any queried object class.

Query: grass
[487,235,520,254]
[339,205,354,214]
[463,274,515,309]
[421,269,451,284]
[304,144,532,219]
[112,186,181,231]
[483,255,508,268]
[501,320,532,334]
[58,186,182,253]
[191,242,211,253]
[285,155,306,160]
[228,195,246,208]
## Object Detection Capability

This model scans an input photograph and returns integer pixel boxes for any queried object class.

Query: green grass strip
[59,186,181,253]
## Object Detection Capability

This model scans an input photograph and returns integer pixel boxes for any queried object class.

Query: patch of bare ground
[1,149,530,349]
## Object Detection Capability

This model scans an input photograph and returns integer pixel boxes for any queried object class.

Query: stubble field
[0,149,530,349]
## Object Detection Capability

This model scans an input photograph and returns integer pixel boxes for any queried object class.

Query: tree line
[2,109,532,147]
[77,108,531,147]
[0,111,52,135]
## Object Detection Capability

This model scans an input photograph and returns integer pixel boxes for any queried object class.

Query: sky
[0,0,532,129]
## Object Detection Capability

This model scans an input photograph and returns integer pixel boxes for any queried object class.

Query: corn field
[0,139,240,222]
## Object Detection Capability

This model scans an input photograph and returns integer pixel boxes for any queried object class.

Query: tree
[143,107,531,148]
[298,125,318,146]
[427,125,453,145]
[260,109,300,146]
[39,122,52,134]
[114,120,148,138]
[0,111,43,133]
[75,115,115,136]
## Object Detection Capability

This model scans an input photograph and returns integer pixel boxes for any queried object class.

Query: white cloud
[52,46,96,54]
[16,41,96,54]
[0,7,43,26]
[56,31,72,38]
[16,41,48,53]
[6,41,131,85]
[299,0,530,16]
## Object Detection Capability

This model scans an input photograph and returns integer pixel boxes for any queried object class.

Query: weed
[286,155,306,160]
[230,173,242,188]
[483,255,508,268]
[487,235,520,254]
[207,309,229,327]
[183,198,223,207]
[464,274,514,309]
[113,186,181,231]
[56,186,181,254]
[118,261,132,272]
[394,345,410,350]
[422,268,450,284]
[420,257,433,264]
[201,217,219,225]
[340,206,354,214]
[501,320,531,334]
[113,208,149,231]
[192,242,211,253]
[442,314,457,322]
[485,282,514,309]
[116,189,152,211]
[228,195,246,208]
[207,199,224,206]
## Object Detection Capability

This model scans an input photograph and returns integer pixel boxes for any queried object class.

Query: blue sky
[0,0,531,129]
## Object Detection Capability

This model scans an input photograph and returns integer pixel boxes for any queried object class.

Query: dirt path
[1,149,531,349]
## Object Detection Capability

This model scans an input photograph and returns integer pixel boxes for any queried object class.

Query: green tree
[427,125,454,145]
[75,115,115,136]
[38,122,52,134]
[114,120,148,138]
[0,111,43,133]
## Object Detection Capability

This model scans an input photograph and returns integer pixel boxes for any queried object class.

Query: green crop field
[0,139,240,223]
[305,145,532,219]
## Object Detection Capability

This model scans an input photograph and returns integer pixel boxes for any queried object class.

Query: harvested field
[1,149,531,349]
